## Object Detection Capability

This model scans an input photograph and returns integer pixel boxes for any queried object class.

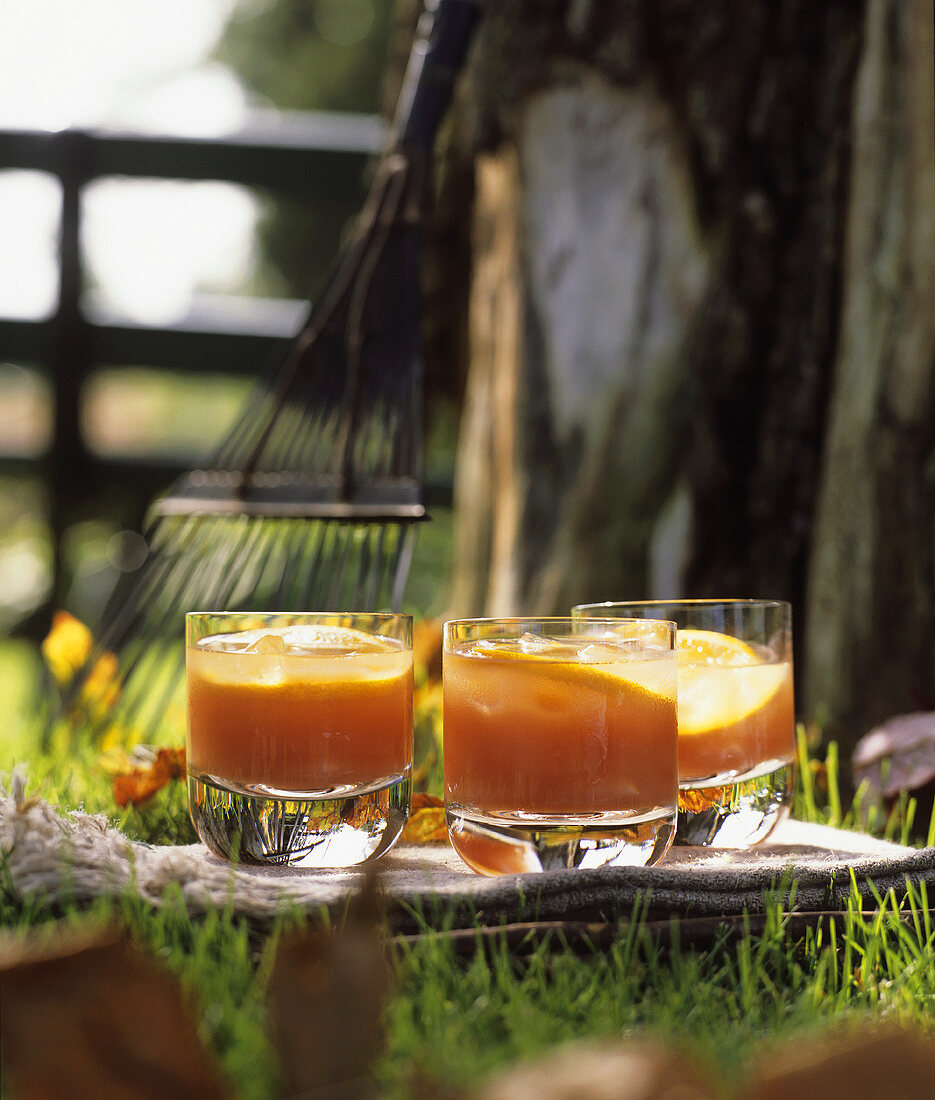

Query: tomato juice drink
[186,613,413,868]
[443,618,678,876]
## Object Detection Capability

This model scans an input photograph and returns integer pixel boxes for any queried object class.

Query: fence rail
[0,114,449,633]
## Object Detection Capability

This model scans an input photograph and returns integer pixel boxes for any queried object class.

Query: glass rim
[444,615,677,628]
[185,610,413,622]
[572,599,790,612]
[443,617,678,650]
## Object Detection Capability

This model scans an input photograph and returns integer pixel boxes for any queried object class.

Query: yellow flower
[41,610,121,722]
[41,611,93,685]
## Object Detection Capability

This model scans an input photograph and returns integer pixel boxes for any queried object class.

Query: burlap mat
[4,772,934,932]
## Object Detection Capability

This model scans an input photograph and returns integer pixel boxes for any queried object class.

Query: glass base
[188,770,411,868]
[675,759,794,847]
[445,806,677,875]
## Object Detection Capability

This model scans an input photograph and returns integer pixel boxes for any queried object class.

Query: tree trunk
[805,0,935,743]
[446,0,935,753]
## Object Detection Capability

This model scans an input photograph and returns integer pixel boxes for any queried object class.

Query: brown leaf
[677,786,719,816]
[113,746,186,808]
[401,794,449,845]
[413,619,443,683]
[469,1038,718,1100]
[0,923,231,1100]
[852,711,935,797]
[746,1022,935,1099]
[267,872,388,1098]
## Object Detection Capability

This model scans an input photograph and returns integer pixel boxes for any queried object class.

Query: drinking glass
[186,611,413,867]
[443,617,678,874]
[573,600,794,846]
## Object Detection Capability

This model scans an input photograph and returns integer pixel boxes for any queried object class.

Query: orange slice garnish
[463,641,673,704]
[676,629,787,734]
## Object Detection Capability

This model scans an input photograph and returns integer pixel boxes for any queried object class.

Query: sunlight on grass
[0,638,42,761]
[3,626,935,1099]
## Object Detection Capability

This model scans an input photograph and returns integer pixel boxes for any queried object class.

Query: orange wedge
[676,629,787,735]
[463,641,674,704]
[676,628,761,666]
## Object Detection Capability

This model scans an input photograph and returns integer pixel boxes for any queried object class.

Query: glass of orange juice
[573,600,794,847]
[186,611,413,867]
[443,617,679,875]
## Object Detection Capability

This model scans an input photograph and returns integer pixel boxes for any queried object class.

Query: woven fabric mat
[4,773,934,932]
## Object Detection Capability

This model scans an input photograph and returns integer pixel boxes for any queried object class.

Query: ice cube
[244,632,287,656]
[518,632,582,657]
[474,638,521,655]
[578,638,642,662]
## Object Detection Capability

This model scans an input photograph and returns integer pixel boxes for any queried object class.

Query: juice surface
[443,639,678,815]
[674,629,794,781]
[187,625,413,792]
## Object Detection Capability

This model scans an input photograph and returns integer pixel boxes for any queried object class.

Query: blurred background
[1,0,932,757]
[0,0,455,653]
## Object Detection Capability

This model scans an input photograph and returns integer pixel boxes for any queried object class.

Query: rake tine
[49,515,195,738]
[272,518,307,608]
[293,519,326,608]
[331,172,407,479]
[348,524,374,610]
[208,518,272,611]
[168,517,246,613]
[224,520,282,609]
[90,515,199,655]
[304,520,341,610]
[114,522,271,737]
[292,519,330,610]
[391,523,418,611]
[116,636,184,743]
[145,518,227,619]
[212,374,276,468]
[107,520,270,740]
[361,524,389,611]
[283,520,314,608]
[325,524,356,609]
[100,517,242,697]
[254,519,299,607]
[63,0,481,737]
[187,516,251,608]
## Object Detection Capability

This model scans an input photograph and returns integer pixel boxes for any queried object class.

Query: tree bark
[447,0,935,752]
[450,75,709,615]
[805,0,935,743]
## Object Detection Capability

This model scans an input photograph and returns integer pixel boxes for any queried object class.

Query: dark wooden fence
[0,112,454,632]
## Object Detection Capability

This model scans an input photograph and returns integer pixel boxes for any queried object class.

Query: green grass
[381,883,935,1096]
[3,639,935,1098]
[4,866,935,1098]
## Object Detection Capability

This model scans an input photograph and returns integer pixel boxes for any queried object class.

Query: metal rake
[55,0,480,742]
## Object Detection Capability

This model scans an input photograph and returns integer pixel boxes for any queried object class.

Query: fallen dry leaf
[677,787,715,816]
[112,747,186,808]
[746,1021,935,1099]
[469,1038,718,1100]
[413,619,443,683]
[401,793,449,845]
[267,871,388,1097]
[0,923,231,1100]
[852,711,935,799]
